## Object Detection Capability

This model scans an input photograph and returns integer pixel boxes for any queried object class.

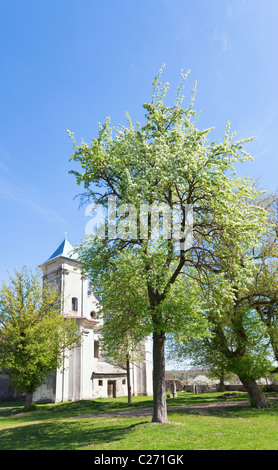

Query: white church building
[33,237,153,403]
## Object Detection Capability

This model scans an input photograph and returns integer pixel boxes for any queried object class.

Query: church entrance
[107,380,116,398]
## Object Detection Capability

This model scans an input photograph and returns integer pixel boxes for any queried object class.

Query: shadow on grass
[0,392,252,419]
[0,399,152,421]
[0,418,148,450]
[168,401,278,419]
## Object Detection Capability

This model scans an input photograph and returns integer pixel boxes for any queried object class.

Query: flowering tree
[69,67,268,422]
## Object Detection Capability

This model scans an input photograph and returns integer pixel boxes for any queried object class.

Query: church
[33,237,153,403]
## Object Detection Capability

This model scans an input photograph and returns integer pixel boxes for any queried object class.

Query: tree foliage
[69,67,269,421]
[168,195,277,408]
[0,267,81,408]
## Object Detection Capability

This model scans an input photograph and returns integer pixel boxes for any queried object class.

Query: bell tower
[34,236,152,403]
[35,236,102,402]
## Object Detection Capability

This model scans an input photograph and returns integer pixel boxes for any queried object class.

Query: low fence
[166,380,278,394]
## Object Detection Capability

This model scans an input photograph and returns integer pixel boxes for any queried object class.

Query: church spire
[45,236,78,263]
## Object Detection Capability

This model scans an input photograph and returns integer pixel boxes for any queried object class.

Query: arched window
[72,297,78,312]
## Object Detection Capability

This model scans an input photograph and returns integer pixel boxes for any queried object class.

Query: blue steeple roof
[46,236,78,262]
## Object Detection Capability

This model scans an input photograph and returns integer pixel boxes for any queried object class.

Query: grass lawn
[0,392,277,450]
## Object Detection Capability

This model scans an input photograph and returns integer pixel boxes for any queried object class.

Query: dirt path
[73,400,250,419]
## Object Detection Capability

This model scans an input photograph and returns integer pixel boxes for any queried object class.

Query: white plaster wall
[55,352,70,402]
[92,377,108,399]
[92,377,127,399]
[144,335,153,396]
[81,326,95,399]
[61,261,101,323]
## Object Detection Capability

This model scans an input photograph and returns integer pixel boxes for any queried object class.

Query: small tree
[168,237,273,408]
[97,253,151,403]
[0,267,81,410]
[100,314,146,404]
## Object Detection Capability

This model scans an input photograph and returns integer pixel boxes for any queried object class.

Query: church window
[90,310,97,319]
[72,297,78,312]
[98,380,103,386]
[94,340,100,358]
[122,379,126,385]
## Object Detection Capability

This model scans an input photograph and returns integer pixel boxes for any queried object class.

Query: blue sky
[0,0,278,282]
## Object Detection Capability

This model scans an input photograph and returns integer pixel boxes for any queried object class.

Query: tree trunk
[239,377,269,409]
[126,355,132,404]
[217,370,226,392]
[152,331,168,423]
[24,391,34,410]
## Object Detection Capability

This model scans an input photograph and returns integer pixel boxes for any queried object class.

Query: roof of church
[46,236,79,263]
[92,361,127,377]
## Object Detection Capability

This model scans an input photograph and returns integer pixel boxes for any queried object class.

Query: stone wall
[166,379,278,394]
[165,379,186,392]
[0,375,25,401]
[33,374,56,404]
